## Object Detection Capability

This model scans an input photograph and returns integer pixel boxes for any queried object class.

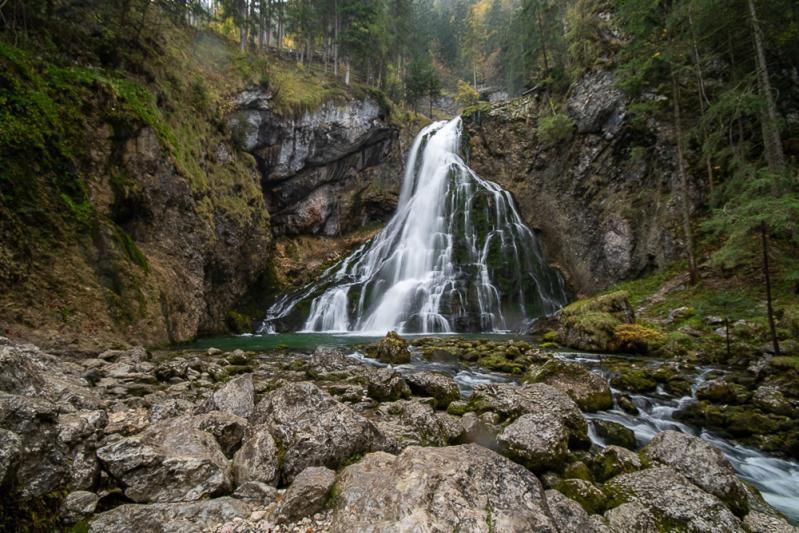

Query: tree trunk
[688,9,715,193]
[239,0,247,52]
[671,65,699,284]
[761,224,780,355]
[749,0,786,175]
[333,0,339,77]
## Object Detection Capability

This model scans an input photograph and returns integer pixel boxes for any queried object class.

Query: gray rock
[149,398,194,422]
[61,490,100,524]
[232,480,278,503]
[641,430,749,516]
[742,510,799,533]
[603,502,658,533]
[0,428,21,486]
[498,411,573,472]
[192,411,248,458]
[207,374,255,419]
[567,70,626,135]
[460,411,501,449]
[105,407,149,436]
[592,445,641,482]
[405,371,460,408]
[374,331,411,364]
[232,426,279,486]
[362,367,409,402]
[96,416,231,503]
[592,419,636,449]
[372,399,456,453]
[752,386,796,417]
[546,488,605,533]
[605,466,744,532]
[252,382,376,483]
[88,496,254,533]
[274,466,336,523]
[331,444,558,532]
[525,360,613,412]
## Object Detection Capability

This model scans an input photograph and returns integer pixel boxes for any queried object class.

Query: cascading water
[260,117,568,334]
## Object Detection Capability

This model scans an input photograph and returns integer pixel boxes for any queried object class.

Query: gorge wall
[463,70,697,296]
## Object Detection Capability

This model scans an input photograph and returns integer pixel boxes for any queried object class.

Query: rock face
[605,466,744,532]
[331,444,559,532]
[641,430,749,516]
[96,417,232,503]
[205,374,255,419]
[464,69,697,294]
[252,382,377,483]
[229,93,399,236]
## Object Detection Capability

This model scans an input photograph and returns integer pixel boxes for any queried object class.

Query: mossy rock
[591,445,642,483]
[611,369,657,393]
[524,359,613,412]
[225,310,253,334]
[613,324,666,354]
[446,400,470,416]
[592,419,637,449]
[563,461,593,482]
[617,394,639,415]
[558,291,637,352]
[375,331,411,364]
[696,380,751,405]
[554,478,607,515]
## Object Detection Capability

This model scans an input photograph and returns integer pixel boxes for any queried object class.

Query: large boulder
[232,426,279,486]
[472,382,588,469]
[273,466,336,523]
[405,371,460,408]
[558,291,638,353]
[371,399,459,453]
[88,496,253,533]
[604,466,744,532]
[252,382,377,483]
[374,331,411,364]
[546,489,606,533]
[96,416,231,503]
[524,359,612,411]
[203,374,255,419]
[361,367,409,402]
[641,430,749,516]
[603,502,659,533]
[330,444,559,532]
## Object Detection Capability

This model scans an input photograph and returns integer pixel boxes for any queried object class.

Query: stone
[742,510,799,533]
[232,481,278,503]
[192,411,248,458]
[372,399,456,453]
[753,386,796,417]
[273,466,336,523]
[207,347,223,356]
[106,408,150,436]
[592,419,637,449]
[61,490,100,524]
[604,466,744,532]
[617,394,639,415]
[232,426,279,486]
[557,291,635,353]
[0,428,22,486]
[567,70,626,135]
[591,445,642,482]
[96,416,231,503]
[641,430,749,516]
[374,331,411,364]
[207,374,255,419]
[696,379,750,405]
[404,371,460,408]
[330,444,558,532]
[603,502,659,533]
[460,411,501,449]
[554,478,607,515]
[361,367,409,402]
[252,382,376,483]
[149,398,194,423]
[525,359,613,411]
[546,488,605,533]
[88,496,254,533]
[498,411,574,472]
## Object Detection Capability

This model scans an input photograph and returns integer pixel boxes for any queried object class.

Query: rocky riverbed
[1,333,797,532]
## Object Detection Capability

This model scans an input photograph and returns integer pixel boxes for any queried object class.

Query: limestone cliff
[463,70,698,295]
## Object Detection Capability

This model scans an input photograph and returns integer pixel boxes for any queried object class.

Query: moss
[225,364,253,376]
[225,310,253,334]
[542,330,559,341]
[447,400,470,416]
[611,369,658,393]
[537,113,576,147]
[614,324,665,354]
[0,489,68,533]
[563,461,593,482]
[112,225,149,272]
[554,479,607,514]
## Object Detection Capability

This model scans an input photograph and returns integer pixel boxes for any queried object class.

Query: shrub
[537,113,575,147]
[614,324,665,354]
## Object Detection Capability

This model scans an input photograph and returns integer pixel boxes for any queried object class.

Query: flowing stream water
[260,117,567,334]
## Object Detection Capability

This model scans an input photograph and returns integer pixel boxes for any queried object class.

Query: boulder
[696,379,750,405]
[273,466,336,523]
[498,411,574,472]
[330,444,558,532]
[372,399,456,453]
[404,371,460,408]
[232,426,279,486]
[61,490,100,524]
[525,360,612,411]
[742,510,799,533]
[0,428,22,486]
[604,466,744,532]
[374,331,411,364]
[641,430,749,516]
[557,291,635,352]
[752,386,796,417]
[96,417,231,503]
[554,478,607,515]
[603,502,659,533]
[205,374,255,419]
[192,411,248,458]
[252,382,376,483]
[567,70,626,135]
[232,480,277,503]
[592,419,637,449]
[88,496,253,533]
[546,488,605,533]
[460,411,501,449]
[591,445,642,482]
[361,367,409,402]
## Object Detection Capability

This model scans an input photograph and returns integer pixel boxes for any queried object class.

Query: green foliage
[455,80,481,110]
[537,112,575,147]
[112,226,149,272]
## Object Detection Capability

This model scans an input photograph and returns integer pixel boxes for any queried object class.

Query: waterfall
[260,117,568,334]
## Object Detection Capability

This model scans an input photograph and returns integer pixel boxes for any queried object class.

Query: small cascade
[260,117,568,334]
